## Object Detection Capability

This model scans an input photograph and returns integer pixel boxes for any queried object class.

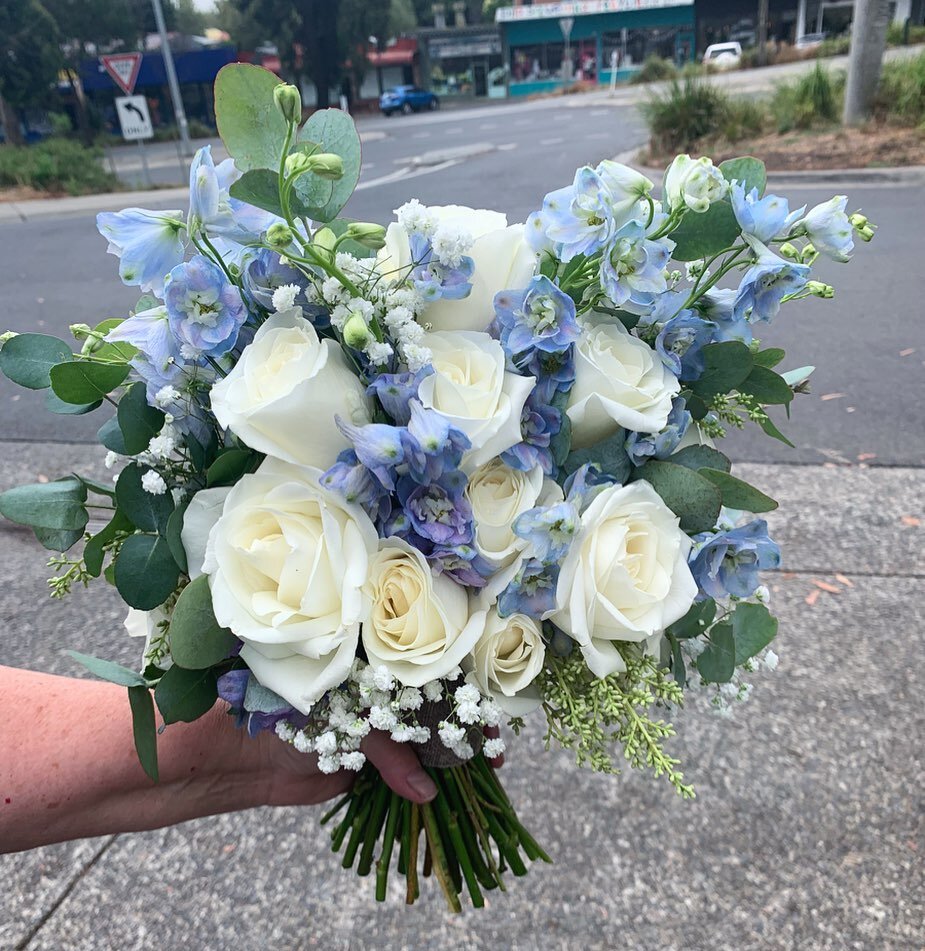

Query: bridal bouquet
[0,65,872,910]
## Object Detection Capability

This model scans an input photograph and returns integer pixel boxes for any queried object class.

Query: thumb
[361,729,437,804]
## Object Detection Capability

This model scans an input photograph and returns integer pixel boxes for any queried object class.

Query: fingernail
[407,771,437,802]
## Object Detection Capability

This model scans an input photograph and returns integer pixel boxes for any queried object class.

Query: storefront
[496,0,695,96]
[419,26,507,99]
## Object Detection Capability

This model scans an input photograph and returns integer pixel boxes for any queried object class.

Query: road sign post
[559,17,574,85]
[100,53,142,96]
[115,95,154,189]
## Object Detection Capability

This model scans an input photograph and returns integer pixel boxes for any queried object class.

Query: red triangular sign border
[100,53,143,96]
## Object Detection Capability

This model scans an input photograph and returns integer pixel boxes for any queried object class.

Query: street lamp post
[369,35,384,96]
[151,0,191,156]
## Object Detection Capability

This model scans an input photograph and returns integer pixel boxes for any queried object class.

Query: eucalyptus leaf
[0,478,88,531]
[165,500,189,575]
[228,168,285,217]
[689,341,754,400]
[634,460,721,534]
[669,445,731,473]
[294,109,362,222]
[45,389,101,415]
[67,649,146,687]
[695,621,736,683]
[758,412,795,448]
[698,468,778,513]
[206,448,260,487]
[668,200,741,262]
[753,347,786,368]
[169,575,238,669]
[49,360,129,405]
[243,678,290,714]
[115,465,174,534]
[564,428,631,483]
[0,333,72,389]
[33,525,84,552]
[117,382,166,455]
[98,414,128,454]
[84,509,134,578]
[128,685,159,782]
[738,366,793,405]
[666,598,717,640]
[733,602,779,664]
[154,664,217,724]
[114,533,180,610]
[668,634,687,688]
[214,63,287,171]
[719,156,767,195]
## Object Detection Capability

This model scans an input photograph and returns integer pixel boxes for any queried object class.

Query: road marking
[446,128,463,135]
[411,132,431,139]
[540,137,564,146]
[590,109,609,116]
[361,162,375,170]
[355,159,462,191]
[479,123,497,129]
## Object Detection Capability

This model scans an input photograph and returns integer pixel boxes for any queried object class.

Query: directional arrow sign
[101,53,143,95]
[115,95,153,141]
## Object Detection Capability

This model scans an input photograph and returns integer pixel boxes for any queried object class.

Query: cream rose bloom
[466,608,545,715]
[377,205,536,333]
[418,331,534,470]
[181,458,378,713]
[362,538,486,687]
[567,320,679,448]
[210,307,371,470]
[551,480,697,678]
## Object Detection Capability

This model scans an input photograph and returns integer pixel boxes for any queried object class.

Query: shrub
[642,76,727,152]
[0,139,119,195]
[816,36,851,57]
[873,50,925,124]
[630,55,677,85]
[771,63,842,132]
[886,22,925,46]
[718,97,766,141]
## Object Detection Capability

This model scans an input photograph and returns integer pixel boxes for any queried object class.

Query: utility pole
[757,0,770,66]
[151,0,192,156]
[843,0,892,124]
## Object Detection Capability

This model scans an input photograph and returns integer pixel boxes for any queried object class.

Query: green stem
[375,792,401,902]
[420,802,462,913]
[406,802,421,905]
[357,782,390,877]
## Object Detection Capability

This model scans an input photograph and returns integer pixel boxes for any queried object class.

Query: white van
[703,42,743,69]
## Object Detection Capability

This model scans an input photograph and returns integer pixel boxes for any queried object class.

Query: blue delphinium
[240,248,309,312]
[689,519,781,600]
[494,275,580,361]
[696,288,753,344]
[320,449,391,520]
[402,399,470,483]
[501,391,562,475]
[163,255,248,360]
[409,232,474,301]
[796,195,854,262]
[498,559,560,619]
[599,220,673,309]
[513,500,580,563]
[655,311,717,380]
[367,368,432,426]
[540,166,616,261]
[96,208,187,296]
[730,183,804,244]
[397,471,472,548]
[733,241,810,323]
[625,398,692,466]
[335,419,406,490]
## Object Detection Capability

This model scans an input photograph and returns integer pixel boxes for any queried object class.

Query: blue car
[379,85,440,117]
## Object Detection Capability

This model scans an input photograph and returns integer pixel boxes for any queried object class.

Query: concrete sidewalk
[0,445,922,950]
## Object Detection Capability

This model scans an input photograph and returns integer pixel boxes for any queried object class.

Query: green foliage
[732,602,778,664]
[633,460,722,533]
[215,63,287,172]
[67,650,146,687]
[295,110,362,222]
[630,55,678,85]
[874,51,925,125]
[887,22,925,46]
[688,342,754,400]
[117,383,166,455]
[154,664,218,724]
[669,445,731,473]
[0,140,119,194]
[169,575,238,669]
[0,478,88,541]
[49,360,129,404]
[719,156,767,195]
[539,649,694,797]
[642,76,727,153]
[668,200,741,261]
[697,469,778,513]
[695,620,735,683]
[83,509,133,578]
[0,333,72,389]
[114,533,181,610]
[0,0,61,131]
[717,97,766,142]
[115,465,174,534]
[128,685,159,782]
[562,428,631,484]
[771,64,843,132]
[206,448,261,487]
[667,598,716,640]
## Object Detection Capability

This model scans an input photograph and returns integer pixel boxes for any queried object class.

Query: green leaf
[719,156,767,195]
[669,445,731,473]
[154,664,218,724]
[698,468,778,513]
[325,218,378,259]
[635,460,722,534]
[165,500,189,575]
[738,366,793,405]
[752,347,786,368]
[564,428,632,483]
[0,333,72,389]
[83,508,133,578]
[206,448,260,487]
[696,621,736,683]
[49,360,129,405]
[0,478,88,531]
[668,200,741,262]
[74,475,116,499]
[33,525,84,552]
[667,598,717,640]
[228,168,284,217]
[115,465,174,534]
[169,574,238,669]
[117,382,166,455]
[114,533,180,610]
[294,109,362,222]
[128,685,159,782]
[214,63,287,172]
[44,389,101,415]
[187,430,219,472]
[733,602,779,665]
[67,649,146,687]
[90,318,137,364]
[758,412,795,448]
[667,634,687,688]
[689,341,754,400]
[98,414,128,454]
[134,295,159,314]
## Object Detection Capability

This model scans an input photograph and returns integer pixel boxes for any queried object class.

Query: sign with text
[496,0,692,22]
[100,53,143,95]
[115,95,153,141]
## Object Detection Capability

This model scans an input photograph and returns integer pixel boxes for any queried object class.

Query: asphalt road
[0,92,922,467]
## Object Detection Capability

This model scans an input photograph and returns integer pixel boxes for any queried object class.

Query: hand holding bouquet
[0,66,873,910]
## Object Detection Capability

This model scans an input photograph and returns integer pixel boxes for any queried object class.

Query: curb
[0,185,189,223]
[612,148,925,186]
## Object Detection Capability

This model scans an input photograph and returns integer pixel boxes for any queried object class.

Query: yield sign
[100,53,143,95]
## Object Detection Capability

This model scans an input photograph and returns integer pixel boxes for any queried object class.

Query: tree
[338,0,391,101]
[843,0,892,124]
[389,0,419,35]
[0,0,61,146]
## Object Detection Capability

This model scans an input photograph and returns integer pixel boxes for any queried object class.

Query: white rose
[362,537,486,687]
[124,607,172,670]
[466,608,545,716]
[567,321,679,447]
[209,307,371,470]
[418,330,535,470]
[664,154,728,214]
[181,458,378,714]
[552,480,697,678]
[378,205,536,333]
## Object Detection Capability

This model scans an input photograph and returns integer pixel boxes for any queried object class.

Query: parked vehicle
[795,32,829,51]
[703,42,743,69]
[379,86,440,117]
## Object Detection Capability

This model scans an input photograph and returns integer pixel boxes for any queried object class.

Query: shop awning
[368,38,418,67]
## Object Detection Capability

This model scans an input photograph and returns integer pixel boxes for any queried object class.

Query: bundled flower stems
[0,66,872,911]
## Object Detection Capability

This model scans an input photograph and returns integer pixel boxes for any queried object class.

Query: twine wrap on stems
[414,697,484,768]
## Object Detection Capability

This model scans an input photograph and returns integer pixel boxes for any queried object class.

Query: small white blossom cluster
[682,635,780,718]
[396,198,437,237]
[436,679,504,761]
[271,283,301,312]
